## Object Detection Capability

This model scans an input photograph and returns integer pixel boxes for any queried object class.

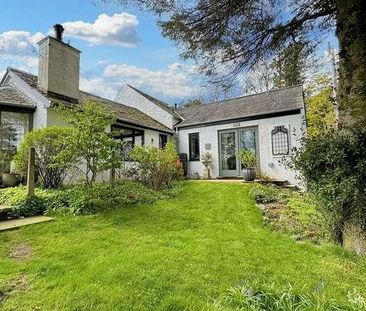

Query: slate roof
[127,84,181,119]
[177,85,304,127]
[2,68,171,133]
[0,85,35,109]
[79,91,172,132]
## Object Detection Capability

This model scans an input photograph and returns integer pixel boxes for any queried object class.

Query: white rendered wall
[177,110,305,185]
[115,85,178,129]
[6,72,49,129]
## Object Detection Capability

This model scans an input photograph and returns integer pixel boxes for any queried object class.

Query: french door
[219,127,258,177]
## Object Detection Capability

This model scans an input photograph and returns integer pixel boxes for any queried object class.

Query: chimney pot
[53,24,64,41]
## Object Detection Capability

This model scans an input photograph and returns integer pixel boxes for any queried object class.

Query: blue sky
[0,0,337,104]
[0,0,204,103]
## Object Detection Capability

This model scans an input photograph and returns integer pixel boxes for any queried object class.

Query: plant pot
[242,168,256,181]
[2,173,18,187]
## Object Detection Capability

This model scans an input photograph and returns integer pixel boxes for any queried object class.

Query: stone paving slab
[0,216,53,232]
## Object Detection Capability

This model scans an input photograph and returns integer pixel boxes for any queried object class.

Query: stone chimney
[37,24,81,102]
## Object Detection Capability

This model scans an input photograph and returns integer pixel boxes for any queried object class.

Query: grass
[0,181,366,310]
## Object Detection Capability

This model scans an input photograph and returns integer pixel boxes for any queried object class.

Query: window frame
[271,125,290,156]
[111,124,145,160]
[159,134,168,149]
[188,132,200,161]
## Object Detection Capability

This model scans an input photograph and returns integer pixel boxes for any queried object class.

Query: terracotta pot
[3,173,18,187]
[243,168,256,181]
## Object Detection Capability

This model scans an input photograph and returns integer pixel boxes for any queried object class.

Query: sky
[0,0,204,104]
[0,0,338,104]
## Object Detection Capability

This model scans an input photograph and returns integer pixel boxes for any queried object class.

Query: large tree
[110,0,366,127]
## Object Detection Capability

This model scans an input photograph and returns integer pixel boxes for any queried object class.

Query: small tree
[304,75,337,138]
[130,140,181,190]
[58,102,122,187]
[14,127,74,189]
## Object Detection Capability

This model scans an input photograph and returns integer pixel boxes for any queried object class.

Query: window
[159,134,168,148]
[189,132,200,161]
[271,125,289,155]
[0,111,31,174]
[111,125,144,160]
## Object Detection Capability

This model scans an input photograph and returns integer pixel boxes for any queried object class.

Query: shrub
[11,196,46,218]
[0,186,28,206]
[57,102,122,188]
[65,182,162,215]
[14,127,74,189]
[130,140,182,190]
[0,180,182,216]
[290,128,366,245]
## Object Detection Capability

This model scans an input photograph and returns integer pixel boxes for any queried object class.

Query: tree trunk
[336,0,366,128]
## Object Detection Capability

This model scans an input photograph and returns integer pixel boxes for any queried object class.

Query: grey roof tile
[79,92,172,132]
[0,85,35,109]
[177,86,304,127]
[4,68,171,133]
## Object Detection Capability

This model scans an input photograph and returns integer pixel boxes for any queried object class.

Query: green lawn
[1,182,366,310]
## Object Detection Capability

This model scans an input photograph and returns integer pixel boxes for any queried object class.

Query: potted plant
[237,149,257,181]
[200,152,212,179]
[0,150,19,187]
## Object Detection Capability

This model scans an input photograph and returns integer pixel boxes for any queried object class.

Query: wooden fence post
[110,167,116,188]
[27,147,35,196]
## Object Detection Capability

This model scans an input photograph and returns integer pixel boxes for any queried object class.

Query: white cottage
[0,25,305,186]
[174,87,306,184]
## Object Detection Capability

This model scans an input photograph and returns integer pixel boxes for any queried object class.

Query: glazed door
[219,130,239,177]
[219,127,258,177]
[238,127,258,175]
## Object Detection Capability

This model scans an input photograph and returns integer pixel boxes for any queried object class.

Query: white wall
[115,85,178,129]
[177,110,305,185]
[6,71,50,129]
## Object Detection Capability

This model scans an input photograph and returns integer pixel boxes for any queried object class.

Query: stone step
[0,216,53,232]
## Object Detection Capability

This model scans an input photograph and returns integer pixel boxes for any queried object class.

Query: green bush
[130,140,182,190]
[64,182,163,215]
[0,180,182,216]
[11,196,46,218]
[0,186,28,206]
[290,128,366,245]
[14,127,75,189]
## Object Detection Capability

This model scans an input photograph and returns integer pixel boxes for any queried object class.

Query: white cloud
[80,77,119,100]
[62,13,139,47]
[0,31,43,73]
[103,62,202,98]
[0,31,43,56]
